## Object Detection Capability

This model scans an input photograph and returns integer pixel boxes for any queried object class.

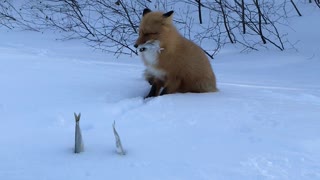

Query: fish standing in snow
[74,113,84,153]
[113,121,125,155]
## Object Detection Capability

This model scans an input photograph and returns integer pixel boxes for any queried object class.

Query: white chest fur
[138,40,165,80]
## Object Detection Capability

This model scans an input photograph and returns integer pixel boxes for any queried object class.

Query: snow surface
[0,5,320,180]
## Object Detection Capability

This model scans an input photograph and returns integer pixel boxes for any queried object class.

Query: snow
[1,5,320,180]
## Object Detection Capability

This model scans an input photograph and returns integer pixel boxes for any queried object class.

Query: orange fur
[135,9,217,96]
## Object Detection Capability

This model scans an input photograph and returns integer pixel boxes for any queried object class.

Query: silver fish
[74,113,84,153]
[113,121,125,155]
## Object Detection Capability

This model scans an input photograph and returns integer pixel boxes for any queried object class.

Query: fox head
[134,8,174,48]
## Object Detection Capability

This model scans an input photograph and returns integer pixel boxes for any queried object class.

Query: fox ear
[163,10,174,18]
[143,8,152,16]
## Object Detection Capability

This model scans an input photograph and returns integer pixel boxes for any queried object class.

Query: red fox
[135,8,217,98]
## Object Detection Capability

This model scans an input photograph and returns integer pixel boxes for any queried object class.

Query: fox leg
[144,70,154,85]
[160,76,181,95]
[145,83,157,98]
[145,79,164,98]
[159,87,167,96]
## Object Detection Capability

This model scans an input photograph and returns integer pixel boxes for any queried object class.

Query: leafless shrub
[0,0,35,30]
[19,0,150,56]
[1,0,319,57]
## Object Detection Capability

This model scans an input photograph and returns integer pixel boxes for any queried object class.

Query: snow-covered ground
[1,5,320,180]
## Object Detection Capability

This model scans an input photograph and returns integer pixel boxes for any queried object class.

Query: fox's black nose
[134,44,138,48]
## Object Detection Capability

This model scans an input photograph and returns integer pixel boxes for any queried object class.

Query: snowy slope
[1,6,320,180]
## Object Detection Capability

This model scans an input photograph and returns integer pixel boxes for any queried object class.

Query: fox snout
[134,38,144,48]
[134,36,148,48]
[134,40,146,48]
